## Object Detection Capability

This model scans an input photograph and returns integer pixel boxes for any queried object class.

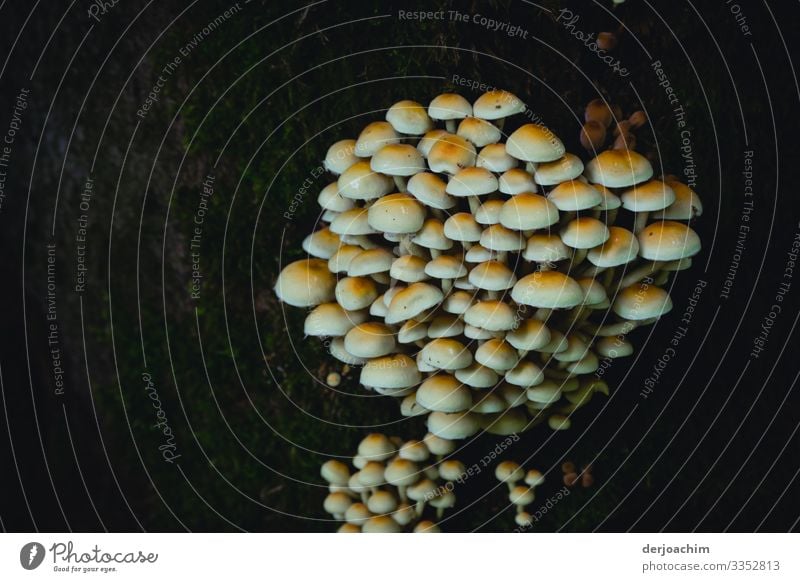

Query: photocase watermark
[190,174,215,300]
[47,242,66,396]
[555,9,630,77]
[398,10,529,39]
[87,0,120,23]
[0,87,30,215]
[651,60,697,187]
[73,176,94,294]
[284,164,326,221]
[513,485,571,532]
[20,542,46,570]
[143,372,181,463]
[725,0,753,38]
[720,150,754,300]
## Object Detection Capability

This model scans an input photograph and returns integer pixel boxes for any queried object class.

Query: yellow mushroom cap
[638,221,701,261]
[428,134,477,174]
[587,226,639,267]
[511,271,584,308]
[473,89,526,120]
[368,193,425,234]
[506,124,566,163]
[416,374,473,413]
[275,258,335,307]
[613,283,673,320]
[500,193,560,230]
[428,93,472,120]
[370,143,426,176]
[386,100,433,135]
[621,180,676,212]
[584,149,653,188]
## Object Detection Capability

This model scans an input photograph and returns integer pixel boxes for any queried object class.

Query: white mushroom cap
[427,314,463,338]
[584,149,654,188]
[407,172,455,210]
[386,100,433,135]
[587,226,639,267]
[613,283,673,320]
[477,143,518,173]
[455,363,500,388]
[413,218,453,250]
[439,460,466,482]
[593,183,622,210]
[473,89,525,120]
[370,144,426,176]
[595,336,634,358]
[362,515,401,533]
[425,255,467,279]
[523,234,570,263]
[552,335,590,363]
[324,139,359,175]
[510,484,535,506]
[536,329,568,354]
[464,324,498,340]
[417,129,450,157]
[390,254,429,283]
[420,338,473,370]
[400,394,428,418]
[416,374,473,412]
[621,180,676,212]
[511,271,584,308]
[428,93,472,120]
[407,478,438,502]
[428,134,477,174]
[547,180,603,211]
[578,277,609,305]
[495,460,524,483]
[358,433,395,462]
[506,361,544,387]
[423,432,456,456]
[469,260,517,291]
[457,116,502,147]
[320,459,351,485]
[348,247,394,276]
[480,224,525,252]
[330,207,376,236]
[484,408,527,435]
[475,338,518,371]
[429,491,456,511]
[344,502,371,525]
[368,193,425,234]
[444,212,482,242]
[355,121,400,157]
[413,521,441,533]
[464,300,516,331]
[442,290,474,314]
[465,244,496,263]
[398,319,428,344]
[275,258,336,307]
[446,167,498,197]
[506,124,566,163]
[304,303,367,337]
[471,392,506,413]
[318,181,355,212]
[386,282,444,324]
[329,336,367,365]
[526,380,562,404]
[560,217,610,249]
[653,180,703,220]
[392,502,417,526]
[500,193,560,230]
[400,439,431,462]
[367,491,399,515]
[384,458,420,488]
[499,168,537,194]
[345,322,396,358]
[534,153,584,186]
[337,161,394,200]
[427,411,480,440]
[474,199,505,225]
[335,276,378,311]
[506,318,551,351]
[567,352,599,374]
[360,353,421,389]
[637,221,701,261]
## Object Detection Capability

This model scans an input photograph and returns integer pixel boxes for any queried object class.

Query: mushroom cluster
[275,89,703,444]
[320,432,465,532]
[494,460,546,527]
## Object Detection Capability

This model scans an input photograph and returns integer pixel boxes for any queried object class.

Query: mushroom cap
[345,322,397,358]
[355,121,399,157]
[567,352,599,374]
[368,193,425,234]
[324,139,359,175]
[595,336,634,358]
[580,119,607,151]
[509,485,535,506]
[506,360,544,387]
[471,392,507,413]
[444,212,482,242]
[335,276,378,311]
[427,314,464,338]
[480,224,525,252]
[464,300,516,331]
[428,93,472,120]
[384,458,420,487]
[439,460,466,481]
[578,277,609,305]
[553,335,590,363]
[420,338,473,370]
[638,220,701,261]
[386,100,433,135]
[442,290,474,315]
[613,283,673,320]
[275,258,336,307]
[585,98,614,127]
[477,143,518,173]
[464,324,499,340]
[584,149,654,188]
[495,460,524,483]
[469,260,517,291]
[413,218,453,250]
[474,199,505,225]
[593,183,622,210]
[457,116,502,147]
[413,521,441,533]
[506,124,566,162]
[506,318,551,351]
[370,144,426,176]
[499,168,537,195]
[320,459,351,485]
[330,207,376,236]
[329,336,367,365]
[428,134,477,174]
[358,433,395,462]
[473,89,526,120]
[397,319,428,344]
[511,271,584,308]
[427,411,480,440]
[423,432,456,455]
[407,172,455,210]
[621,180,676,212]
[415,374,473,413]
[547,180,604,211]
[386,282,444,324]
[560,217,611,249]
[523,234,570,263]
[390,254,429,283]
[362,515,401,533]
[587,226,639,267]
[446,167,498,197]
[348,247,394,276]
[360,353,421,390]
[407,478,438,502]
[535,329,568,355]
[337,161,394,200]
[429,491,456,510]
[455,363,500,388]
[475,338,518,371]
[653,180,703,220]
[465,244,496,263]
[534,153,584,185]
[526,380,562,404]
[344,502,371,525]
[484,408,528,435]
[417,129,450,157]
[304,303,367,337]
[500,193,560,230]
[318,181,355,212]
[399,439,430,462]
[367,491,399,515]
[425,255,467,279]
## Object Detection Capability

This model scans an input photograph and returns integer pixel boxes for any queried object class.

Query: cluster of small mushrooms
[495,460,546,527]
[274,89,702,531]
[320,433,465,532]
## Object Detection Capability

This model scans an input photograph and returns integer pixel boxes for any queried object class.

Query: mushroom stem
[571,248,588,269]
[436,506,445,520]
[559,211,576,227]
[429,248,441,259]
[497,251,508,263]
[525,162,537,174]
[394,176,407,192]
[467,196,481,215]
[415,499,426,516]
[618,261,664,288]
[591,207,603,219]
[486,290,499,300]
[445,119,456,133]
[534,308,552,321]
[398,486,408,502]
[496,118,506,132]
[372,272,390,285]
[605,208,619,226]
[442,279,453,294]
[633,211,649,233]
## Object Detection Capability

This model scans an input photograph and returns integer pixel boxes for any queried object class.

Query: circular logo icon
[20,542,45,570]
